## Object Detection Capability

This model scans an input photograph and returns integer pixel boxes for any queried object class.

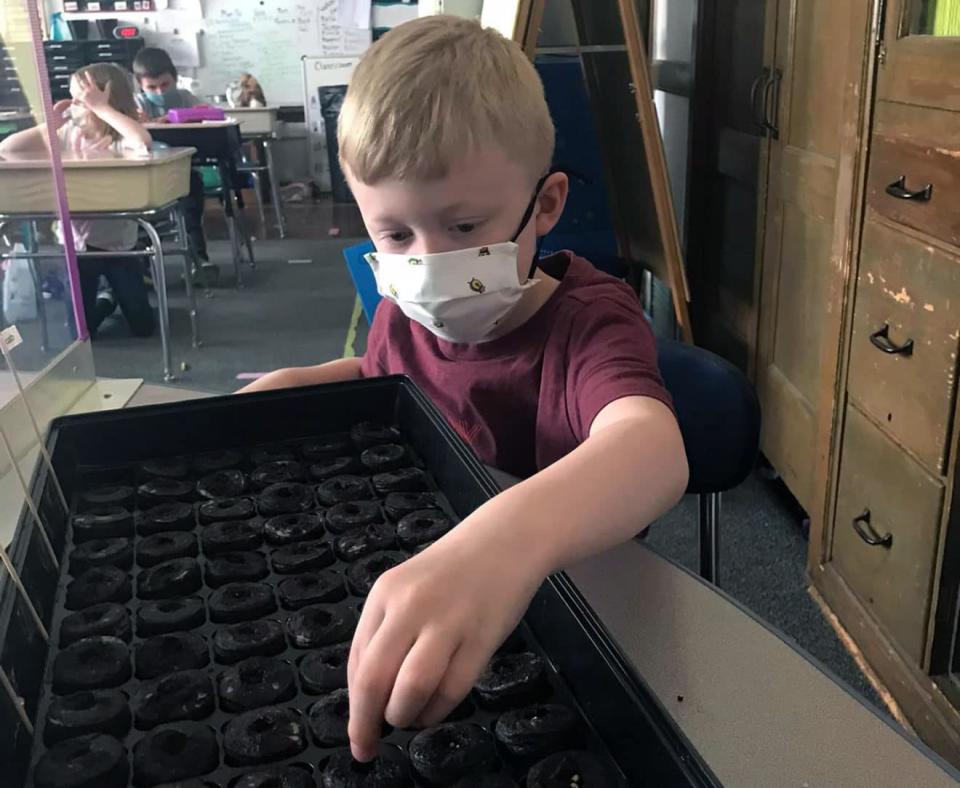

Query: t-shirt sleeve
[180,90,199,108]
[565,295,673,440]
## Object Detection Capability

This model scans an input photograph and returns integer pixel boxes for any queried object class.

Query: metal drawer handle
[885,175,933,201]
[869,323,914,356]
[749,67,770,134]
[852,509,893,548]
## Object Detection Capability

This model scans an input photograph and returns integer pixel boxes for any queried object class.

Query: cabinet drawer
[847,218,960,473]
[866,133,960,247]
[832,405,944,663]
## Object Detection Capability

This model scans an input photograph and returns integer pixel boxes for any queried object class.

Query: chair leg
[250,171,267,240]
[226,214,244,289]
[264,138,286,239]
[698,492,721,585]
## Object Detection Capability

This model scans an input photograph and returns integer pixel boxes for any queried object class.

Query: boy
[132,47,211,273]
[132,47,198,120]
[242,16,688,762]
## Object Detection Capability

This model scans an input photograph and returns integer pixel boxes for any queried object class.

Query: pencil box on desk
[166,106,227,123]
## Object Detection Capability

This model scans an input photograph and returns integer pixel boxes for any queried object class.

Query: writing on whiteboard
[199,0,370,105]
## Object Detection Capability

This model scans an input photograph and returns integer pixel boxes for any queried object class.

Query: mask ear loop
[511,173,551,281]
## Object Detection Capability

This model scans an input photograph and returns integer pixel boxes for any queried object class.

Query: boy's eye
[454,223,476,233]
[387,231,411,243]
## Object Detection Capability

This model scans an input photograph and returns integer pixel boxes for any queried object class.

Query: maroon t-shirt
[360,251,672,478]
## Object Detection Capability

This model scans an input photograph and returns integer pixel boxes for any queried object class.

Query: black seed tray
[1,376,717,787]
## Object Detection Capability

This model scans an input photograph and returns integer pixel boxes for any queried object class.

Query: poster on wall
[302,55,362,191]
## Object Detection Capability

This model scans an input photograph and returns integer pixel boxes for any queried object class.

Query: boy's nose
[411,234,461,256]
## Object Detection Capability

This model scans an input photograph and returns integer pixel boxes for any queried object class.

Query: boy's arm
[347,394,687,760]
[237,357,364,393]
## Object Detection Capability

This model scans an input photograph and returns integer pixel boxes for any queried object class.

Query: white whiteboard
[197,0,371,105]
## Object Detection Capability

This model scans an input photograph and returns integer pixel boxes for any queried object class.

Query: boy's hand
[347,521,545,761]
[73,72,111,113]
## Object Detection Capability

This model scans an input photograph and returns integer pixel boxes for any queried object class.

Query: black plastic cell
[201,520,263,556]
[213,619,286,664]
[257,483,316,516]
[217,656,296,712]
[277,570,346,609]
[372,467,430,495]
[396,509,453,551]
[209,582,277,623]
[73,506,134,542]
[43,689,132,746]
[223,705,307,766]
[408,723,499,785]
[137,596,206,637]
[137,558,202,600]
[133,669,215,729]
[132,722,220,786]
[525,750,614,787]
[270,539,335,575]
[60,603,132,646]
[65,566,132,611]
[251,461,306,488]
[360,443,407,473]
[137,531,199,567]
[205,551,269,587]
[324,500,382,534]
[474,652,547,710]
[69,537,133,575]
[135,632,209,680]
[196,469,249,500]
[346,551,407,597]
[284,604,357,649]
[298,642,349,694]
[316,476,372,507]
[136,502,194,535]
[199,497,256,524]
[52,636,131,694]
[263,512,325,545]
[33,733,129,788]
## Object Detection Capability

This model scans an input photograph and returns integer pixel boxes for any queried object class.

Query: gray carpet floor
[89,237,363,392]
[87,231,889,722]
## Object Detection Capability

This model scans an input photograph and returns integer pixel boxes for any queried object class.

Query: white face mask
[366,242,538,343]
[365,175,554,343]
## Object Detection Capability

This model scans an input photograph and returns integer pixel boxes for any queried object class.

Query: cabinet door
[877,0,960,111]
[688,0,771,374]
[755,0,867,511]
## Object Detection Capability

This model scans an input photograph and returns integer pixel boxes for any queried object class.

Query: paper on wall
[147,30,200,67]
[338,0,372,30]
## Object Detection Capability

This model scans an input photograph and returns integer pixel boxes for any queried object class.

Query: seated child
[132,47,211,271]
[132,47,198,121]
[240,16,688,761]
[0,63,155,339]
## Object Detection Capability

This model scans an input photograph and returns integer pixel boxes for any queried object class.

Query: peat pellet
[137,531,198,567]
[208,582,276,623]
[60,603,131,646]
[136,596,206,637]
[43,689,131,746]
[52,636,131,694]
[65,566,132,611]
[135,632,209,680]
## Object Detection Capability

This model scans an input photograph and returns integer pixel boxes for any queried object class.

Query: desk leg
[174,207,200,349]
[264,138,286,239]
[137,219,174,382]
[698,492,721,585]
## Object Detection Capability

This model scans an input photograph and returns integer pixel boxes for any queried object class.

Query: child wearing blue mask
[133,47,212,275]
[133,47,198,121]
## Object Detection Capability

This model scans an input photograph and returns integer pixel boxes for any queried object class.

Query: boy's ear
[533,171,569,237]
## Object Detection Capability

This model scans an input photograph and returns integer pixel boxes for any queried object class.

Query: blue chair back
[657,339,761,495]
[343,241,380,324]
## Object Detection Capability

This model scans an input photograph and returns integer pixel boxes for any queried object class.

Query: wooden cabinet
[754,0,871,513]
[805,0,960,767]
[691,0,960,765]
[832,404,945,663]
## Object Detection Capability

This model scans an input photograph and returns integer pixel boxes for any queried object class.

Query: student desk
[0,147,198,381]
[223,107,286,238]
[0,111,34,142]
[145,119,255,285]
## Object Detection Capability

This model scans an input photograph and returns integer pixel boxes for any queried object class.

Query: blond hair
[74,63,139,140]
[338,15,554,184]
